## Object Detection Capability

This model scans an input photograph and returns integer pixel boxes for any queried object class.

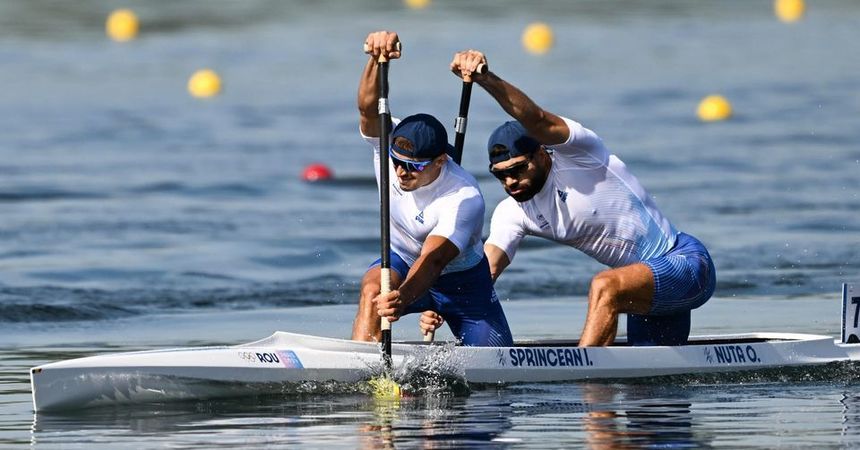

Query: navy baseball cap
[487,121,541,165]
[391,114,454,160]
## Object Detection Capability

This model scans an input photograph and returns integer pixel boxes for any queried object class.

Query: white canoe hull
[30,331,860,412]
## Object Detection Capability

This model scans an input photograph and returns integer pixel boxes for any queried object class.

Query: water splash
[359,342,471,397]
[396,342,470,396]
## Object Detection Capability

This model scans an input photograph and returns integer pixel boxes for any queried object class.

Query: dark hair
[393,136,414,152]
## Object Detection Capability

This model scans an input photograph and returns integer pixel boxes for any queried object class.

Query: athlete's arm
[450,49,569,145]
[484,199,526,282]
[358,31,401,137]
[484,243,511,283]
[374,236,460,322]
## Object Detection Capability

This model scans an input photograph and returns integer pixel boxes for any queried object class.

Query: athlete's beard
[508,163,548,202]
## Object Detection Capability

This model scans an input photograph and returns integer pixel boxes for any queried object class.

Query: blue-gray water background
[1,0,859,447]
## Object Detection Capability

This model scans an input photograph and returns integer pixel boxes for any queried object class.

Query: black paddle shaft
[377,59,393,371]
[451,81,473,165]
[451,64,486,165]
[378,62,391,273]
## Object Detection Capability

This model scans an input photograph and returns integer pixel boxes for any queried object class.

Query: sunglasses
[389,149,434,173]
[489,158,531,180]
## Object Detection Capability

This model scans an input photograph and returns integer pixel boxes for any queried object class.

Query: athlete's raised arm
[450,49,568,146]
[358,31,401,137]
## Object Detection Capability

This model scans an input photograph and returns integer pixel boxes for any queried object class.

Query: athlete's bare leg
[578,263,655,347]
[352,266,403,342]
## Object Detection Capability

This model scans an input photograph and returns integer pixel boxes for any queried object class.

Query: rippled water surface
[1,0,859,447]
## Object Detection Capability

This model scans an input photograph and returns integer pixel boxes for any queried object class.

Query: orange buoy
[301,164,333,182]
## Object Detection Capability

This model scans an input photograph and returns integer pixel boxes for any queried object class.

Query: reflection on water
[23,376,860,448]
[30,394,515,448]
[842,392,860,439]
[580,383,708,449]
[504,383,712,448]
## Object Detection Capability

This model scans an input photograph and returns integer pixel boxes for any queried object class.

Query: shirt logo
[536,214,550,230]
[415,210,425,224]
[557,189,568,203]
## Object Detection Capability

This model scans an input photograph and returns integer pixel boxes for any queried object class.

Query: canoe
[30,283,860,412]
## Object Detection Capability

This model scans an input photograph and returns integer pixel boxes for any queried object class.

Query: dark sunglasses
[489,158,531,180]
[389,149,434,173]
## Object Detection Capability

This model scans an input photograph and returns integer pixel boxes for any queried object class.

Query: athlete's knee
[589,271,622,310]
[361,281,379,301]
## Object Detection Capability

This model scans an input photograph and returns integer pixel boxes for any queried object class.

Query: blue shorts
[369,252,513,347]
[627,232,716,346]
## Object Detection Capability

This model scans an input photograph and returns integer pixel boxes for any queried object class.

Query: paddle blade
[369,376,402,400]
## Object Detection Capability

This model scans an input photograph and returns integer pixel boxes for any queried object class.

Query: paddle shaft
[376,52,393,371]
[450,64,485,165]
[424,63,487,343]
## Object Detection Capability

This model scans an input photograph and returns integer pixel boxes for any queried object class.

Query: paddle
[423,62,487,343]
[364,41,400,398]
[449,63,487,165]
[372,43,394,370]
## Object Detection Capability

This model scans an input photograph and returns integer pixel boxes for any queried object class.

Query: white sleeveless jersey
[486,117,678,268]
[363,128,485,274]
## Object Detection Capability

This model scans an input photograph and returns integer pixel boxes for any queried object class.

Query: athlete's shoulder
[491,196,525,220]
[446,159,480,183]
[439,160,482,196]
[548,116,609,167]
[556,116,601,144]
[360,117,402,148]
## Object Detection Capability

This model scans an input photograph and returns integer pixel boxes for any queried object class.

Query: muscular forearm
[357,57,380,137]
[396,252,447,307]
[395,236,460,308]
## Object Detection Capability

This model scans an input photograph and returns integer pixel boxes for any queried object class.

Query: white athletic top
[486,117,678,268]
[363,125,485,274]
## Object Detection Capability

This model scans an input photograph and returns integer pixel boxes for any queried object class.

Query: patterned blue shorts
[627,232,716,346]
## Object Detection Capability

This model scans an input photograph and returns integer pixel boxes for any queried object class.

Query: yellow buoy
[775,0,805,23]
[697,95,733,122]
[522,22,554,55]
[404,0,431,9]
[106,9,139,42]
[187,69,222,98]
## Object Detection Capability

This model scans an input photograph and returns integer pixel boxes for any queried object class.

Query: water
[1,0,859,447]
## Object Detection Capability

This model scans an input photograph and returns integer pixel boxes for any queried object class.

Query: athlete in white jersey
[421,49,716,347]
[352,32,512,347]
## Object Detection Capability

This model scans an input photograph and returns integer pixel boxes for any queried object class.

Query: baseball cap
[391,114,454,160]
[487,121,541,165]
